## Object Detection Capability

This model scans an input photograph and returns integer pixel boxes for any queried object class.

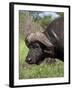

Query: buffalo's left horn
[26,32,53,47]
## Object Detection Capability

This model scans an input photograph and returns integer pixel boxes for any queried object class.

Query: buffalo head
[25,32,54,65]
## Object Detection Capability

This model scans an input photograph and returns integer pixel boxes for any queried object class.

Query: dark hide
[25,17,64,64]
[44,17,64,61]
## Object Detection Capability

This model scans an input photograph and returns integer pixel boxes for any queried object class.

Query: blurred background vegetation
[19,11,64,79]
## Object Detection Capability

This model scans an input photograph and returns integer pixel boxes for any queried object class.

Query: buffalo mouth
[25,59,34,64]
[25,54,45,65]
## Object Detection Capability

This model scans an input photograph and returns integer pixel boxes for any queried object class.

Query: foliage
[39,15,52,29]
[29,11,53,29]
[56,12,64,17]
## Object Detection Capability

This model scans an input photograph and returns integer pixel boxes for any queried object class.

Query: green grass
[19,38,64,79]
[19,38,29,64]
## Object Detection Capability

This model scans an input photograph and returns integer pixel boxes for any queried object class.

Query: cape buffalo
[25,17,64,65]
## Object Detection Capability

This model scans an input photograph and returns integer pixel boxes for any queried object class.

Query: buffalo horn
[26,32,53,47]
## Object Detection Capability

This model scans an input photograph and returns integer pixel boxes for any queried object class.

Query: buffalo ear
[43,46,55,58]
[44,49,53,54]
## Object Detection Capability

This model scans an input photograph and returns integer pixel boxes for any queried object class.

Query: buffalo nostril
[28,58,32,62]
